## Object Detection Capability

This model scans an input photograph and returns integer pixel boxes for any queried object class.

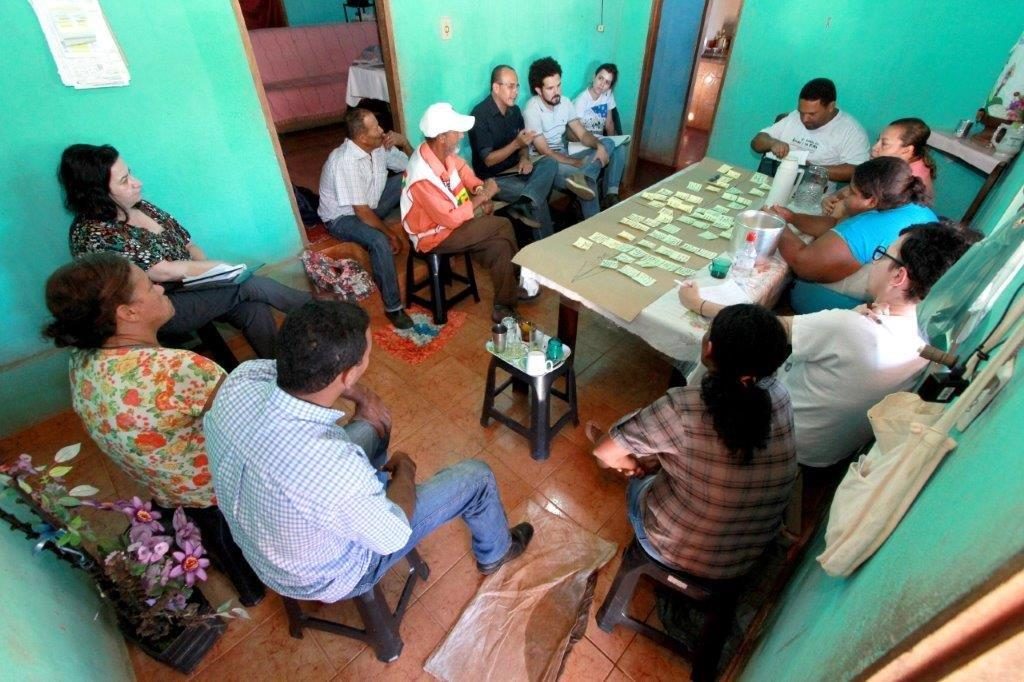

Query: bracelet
[699,300,707,317]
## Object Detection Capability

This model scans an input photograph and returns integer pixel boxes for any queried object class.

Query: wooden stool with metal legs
[282,549,429,662]
[596,538,744,682]
[405,249,480,324]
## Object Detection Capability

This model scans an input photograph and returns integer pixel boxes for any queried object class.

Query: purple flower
[172,507,202,548]
[169,541,209,587]
[165,592,188,611]
[128,533,171,564]
[3,454,41,477]
[117,496,163,532]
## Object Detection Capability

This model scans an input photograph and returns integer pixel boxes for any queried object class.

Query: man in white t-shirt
[678,222,975,468]
[523,56,615,219]
[750,77,869,183]
[574,62,627,209]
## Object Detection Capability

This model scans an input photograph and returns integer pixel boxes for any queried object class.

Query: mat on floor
[424,501,617,682]
[371,306,466,364]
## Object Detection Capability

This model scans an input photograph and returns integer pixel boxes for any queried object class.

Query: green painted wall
[283,0,347,26]
[389,0,654,151]
[0,1,302,435]
[0,505,134,680]
[707,0,1024,225]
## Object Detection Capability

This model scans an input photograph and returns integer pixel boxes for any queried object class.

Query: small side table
[481,356,579,460]
[926,131,1010,225]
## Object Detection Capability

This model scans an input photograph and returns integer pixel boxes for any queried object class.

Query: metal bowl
[731,210,786,263]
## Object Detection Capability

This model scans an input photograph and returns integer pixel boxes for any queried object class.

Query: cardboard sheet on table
[514,157,752,322]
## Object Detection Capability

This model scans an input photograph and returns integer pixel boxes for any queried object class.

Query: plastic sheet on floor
[424,500,617,681]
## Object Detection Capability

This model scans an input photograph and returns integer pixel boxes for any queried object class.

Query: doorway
[630,0,743,189]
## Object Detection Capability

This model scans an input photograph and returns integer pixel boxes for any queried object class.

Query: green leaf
[216,600,233,613]
[17,478,32,495]
[68,485,99,497]
[48,466,73,478]
[58,496,82,507]
[53,443,81,463]
[68,516,84,529]
[230,607,251,620]
[55,532,72,547]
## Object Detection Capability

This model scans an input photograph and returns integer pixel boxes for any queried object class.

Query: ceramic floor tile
[334,601,446,681]
[414,552,485,631]
[536,448,626,534]
[410,517,471,599]
[560,636,616,681]
[304,599,369,671]
[605,666,636,681]
[614,619,694,682]
[189,589,285,676]
[194,605,334,682]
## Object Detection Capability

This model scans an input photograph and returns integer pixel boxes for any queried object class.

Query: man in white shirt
[750,78,869,183]
[573,62,627,208]
[319,107,414,330]
[523,56,615,219]
[679,222,975,467]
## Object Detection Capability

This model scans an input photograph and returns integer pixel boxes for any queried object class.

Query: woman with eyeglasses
[679,223,976,468]
[769,156,936,314]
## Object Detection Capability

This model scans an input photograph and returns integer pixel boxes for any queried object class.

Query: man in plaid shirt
[205,300,532,602]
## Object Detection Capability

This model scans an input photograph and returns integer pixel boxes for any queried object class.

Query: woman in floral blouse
[58,143,310,358]
[44,252,264,605]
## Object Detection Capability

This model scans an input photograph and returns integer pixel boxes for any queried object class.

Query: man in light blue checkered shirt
[205,301,533,602]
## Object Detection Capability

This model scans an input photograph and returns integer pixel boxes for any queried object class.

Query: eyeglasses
[872,245,905,268]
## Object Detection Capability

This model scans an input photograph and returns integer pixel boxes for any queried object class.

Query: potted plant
[0,445,247,674]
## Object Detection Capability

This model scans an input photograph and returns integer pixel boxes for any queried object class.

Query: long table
[514,157,792,368]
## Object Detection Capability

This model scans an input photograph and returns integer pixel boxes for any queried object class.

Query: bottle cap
[745,231,756,242]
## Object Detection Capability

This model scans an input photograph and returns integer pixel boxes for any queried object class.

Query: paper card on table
[589,232,609,244]
[736,197,752,206]
[572,237,593,250]
[679,216,697,225]
[650,230,668,241]
[643,218,661,228]
[613,241,634,253]
[698,230,719,240]
[686,181,703,192]
[676,266,697,276]
[725,169,742,180]
[750,171,769,185]
[618,264,641,277]
[721,230,733,239]
[618,230,635,242]
[660,234,683,246]
[705,184,722,193]
[668,251,691,263]
[700,279,752,306]
[692,220,710,230]
[711,204,730,214]
[647,200,666,209]
[641,191,660,200]
[716,164,733,173]
[655,245,675,256]
[629,247,649,258]
[727,201,745,210]
[722,192,739,201]
[657,187,673,196]
[660,223,681,234]
[615,252,635,263]
[667,197,686,210]
[632,222,651,232]
[600,259,619,269]
[682,242,701,253]
[636,255,663,268]
[698,249,719,259]
[638,238,657,249]
[713,177,732,188]
[678,203,694,213]
[631,271,656,286]
[655,260,679,272]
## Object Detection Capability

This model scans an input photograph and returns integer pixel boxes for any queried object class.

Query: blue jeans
[603,141,627,195]
[494,156,557,238]
[627,475,669,564]
[325,174,404,312]
[346,459,513,597]
[553,138,615,219]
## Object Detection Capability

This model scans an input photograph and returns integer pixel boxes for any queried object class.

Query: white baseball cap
[419,103,475,137]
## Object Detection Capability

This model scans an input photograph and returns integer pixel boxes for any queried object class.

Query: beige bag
[818,309,1024,577]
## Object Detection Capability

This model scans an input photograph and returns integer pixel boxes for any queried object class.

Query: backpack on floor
[293,185,321,226]
[300,249,375,302]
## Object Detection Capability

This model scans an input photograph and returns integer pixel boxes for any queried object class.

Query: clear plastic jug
[791,164,829,212]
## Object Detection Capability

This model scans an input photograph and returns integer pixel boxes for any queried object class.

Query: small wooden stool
[596,538,744,682]
[480,355,579,460]
[282,549,429,662]
[405,250,479,324]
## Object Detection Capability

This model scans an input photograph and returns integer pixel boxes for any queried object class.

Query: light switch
[440,17,452,40]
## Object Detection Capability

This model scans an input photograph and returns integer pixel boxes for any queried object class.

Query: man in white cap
[401,102,522,323]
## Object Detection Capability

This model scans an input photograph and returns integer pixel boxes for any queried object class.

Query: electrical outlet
[440,17,452,40]
[596,24,605,32]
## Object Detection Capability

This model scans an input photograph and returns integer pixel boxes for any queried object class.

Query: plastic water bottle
[731,231,758,283]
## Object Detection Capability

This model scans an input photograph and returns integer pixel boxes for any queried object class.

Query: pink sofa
[249,22,379,132]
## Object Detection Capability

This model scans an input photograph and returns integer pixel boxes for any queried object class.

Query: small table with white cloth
[345,63,389,107]
[514,157,792,374]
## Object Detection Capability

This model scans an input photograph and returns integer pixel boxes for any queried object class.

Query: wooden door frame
[624,0,664,190]
[374,0,406,136]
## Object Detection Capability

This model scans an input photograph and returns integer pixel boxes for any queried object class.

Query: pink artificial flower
[117,496,163,532]
[169,541,210,587]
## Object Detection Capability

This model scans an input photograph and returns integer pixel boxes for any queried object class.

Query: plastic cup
[710,256,732,279]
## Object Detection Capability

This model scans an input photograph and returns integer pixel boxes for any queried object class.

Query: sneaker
[565,174,596,201]
[507,204,542,229]
[518,286,540,302]
[385,309,414,330]
[492,304,516,324]
[477,522,535,575]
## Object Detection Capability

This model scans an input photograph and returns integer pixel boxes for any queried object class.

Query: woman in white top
[573,63,627,207]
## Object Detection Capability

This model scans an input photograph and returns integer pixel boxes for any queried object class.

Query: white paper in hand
[698,279,751,307]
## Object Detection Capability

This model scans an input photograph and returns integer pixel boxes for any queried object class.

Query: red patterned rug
[372,306,468,364]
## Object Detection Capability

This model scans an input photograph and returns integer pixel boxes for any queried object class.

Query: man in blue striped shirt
[205,300,532,602]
